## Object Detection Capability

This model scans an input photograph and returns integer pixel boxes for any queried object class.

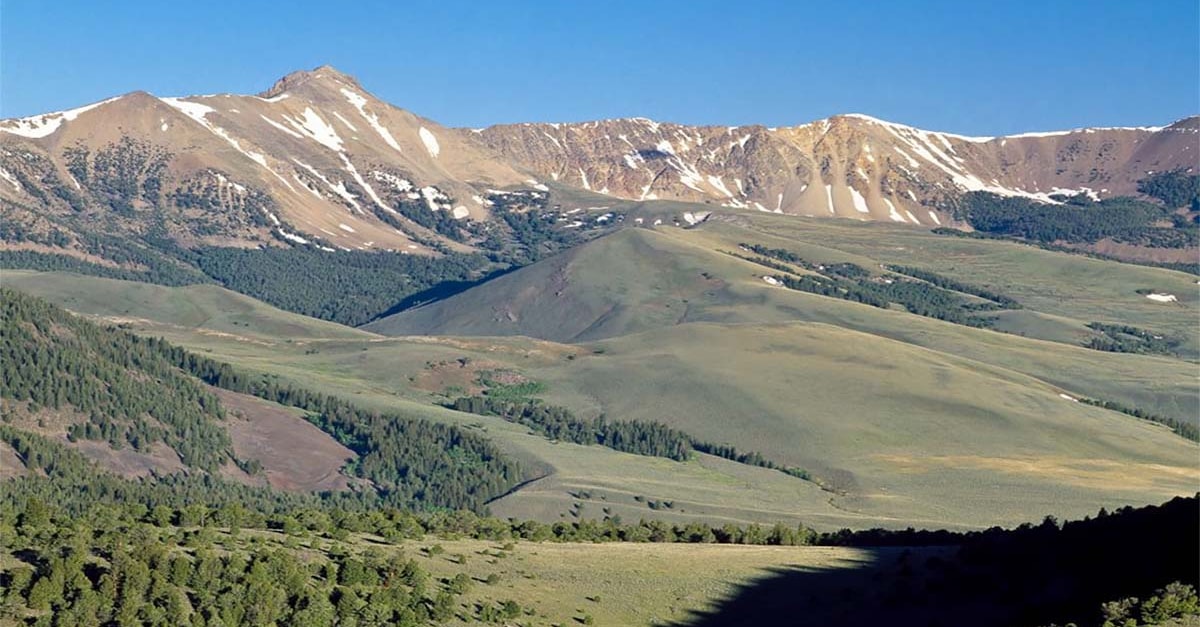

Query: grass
[0,524,871,627]
[7,211,1197,531]
[1,270,374,341]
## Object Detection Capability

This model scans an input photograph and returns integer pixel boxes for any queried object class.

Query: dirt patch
[2,401,191,478]
[0,441,28,479]
[213,388,357,492]
[411,357,532,396]
[72,440,187,478]
[1073,239,1199,264]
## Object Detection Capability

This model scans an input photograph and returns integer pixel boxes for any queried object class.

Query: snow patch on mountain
[0,167,21,190]
[340,88,402,153]
[418,127,440,158]
[339,154,391,212]
[0,96,121,138]
[849,187,871,214]
[283,107,344,152]
[162,97,295,192]
[332,111,359,132]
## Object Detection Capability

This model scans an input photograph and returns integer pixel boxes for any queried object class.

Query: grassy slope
[1,270,375,342]
[691,212,1200,356]
[3,272,855,529]
[0,525,871,627]
[6,211,1197,529]
[367,223,1197,423]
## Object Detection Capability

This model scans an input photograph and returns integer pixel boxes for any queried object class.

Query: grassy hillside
[1,270,376,341]
[11,264,1196,530]
[363,227,773,342]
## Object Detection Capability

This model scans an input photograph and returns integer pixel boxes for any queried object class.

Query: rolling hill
[10,207,1197,529]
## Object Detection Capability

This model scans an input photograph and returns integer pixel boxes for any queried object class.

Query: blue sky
[2,0,1197,134]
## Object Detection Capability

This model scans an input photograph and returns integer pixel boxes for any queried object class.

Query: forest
[952,182,1199,248]
[0,289,232,470]
[189,247,493,327]
[1137,169,1200,210]
[1084,322,1182,357]
[0,289,524,512]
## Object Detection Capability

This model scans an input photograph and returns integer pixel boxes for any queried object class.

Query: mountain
[0,65,528,259]
[1,64,1194,274]
[468,115,1199,224]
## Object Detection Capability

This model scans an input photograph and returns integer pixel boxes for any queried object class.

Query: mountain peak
[259,64,361,99]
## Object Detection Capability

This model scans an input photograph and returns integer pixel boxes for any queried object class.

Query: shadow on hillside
[369,266,519,322]
[673,496,1199,627]
[671,547,1013,627]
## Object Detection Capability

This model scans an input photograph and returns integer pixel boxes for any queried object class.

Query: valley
[6,205,1196,531]
[1,57,1197,626]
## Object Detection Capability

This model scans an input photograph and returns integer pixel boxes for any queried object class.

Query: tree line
[1077,397,1198,442]
[884,265,1022,308]
[448,395,814,481]
[448,395,693,461]
[951,190,1196,249]
[1084,322,1182,357]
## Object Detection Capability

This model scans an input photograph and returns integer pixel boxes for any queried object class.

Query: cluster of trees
[169,351,524,513]
[384,196,469,242]
[929,227,1200,276]
[483,192,579,264]
[1078,398,1198,442]
[1137,169,1200,210]
[740,243,1018,327]
[0,289,232,470]
[448,395,693,461]
[771,271,999,327]
[0,222,72,249]
[191,247,492,327]
[449,395,814,481]
[1084,322,1181,356]
[953,191,1195,248]
[85,137,174,214]
[1098,582,1199,627]
[738,243,808,267]
[690,441,811,480]
[885,265,1022,308]
[0,518,502,626]
[481,191,619,265]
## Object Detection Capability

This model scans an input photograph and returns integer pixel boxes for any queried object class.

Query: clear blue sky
[2,0,1197,135]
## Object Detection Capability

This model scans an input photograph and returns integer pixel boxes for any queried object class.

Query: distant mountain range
[1,65,1195,262]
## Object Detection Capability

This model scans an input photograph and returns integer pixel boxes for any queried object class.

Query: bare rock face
[467,114,1198,226]
[258,65,362,99]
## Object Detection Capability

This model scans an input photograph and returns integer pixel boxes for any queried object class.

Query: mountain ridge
[1,65,1195,265]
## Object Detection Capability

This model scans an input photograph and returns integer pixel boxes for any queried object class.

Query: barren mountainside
[0,64,1195,263]
[470,115,1199,224]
